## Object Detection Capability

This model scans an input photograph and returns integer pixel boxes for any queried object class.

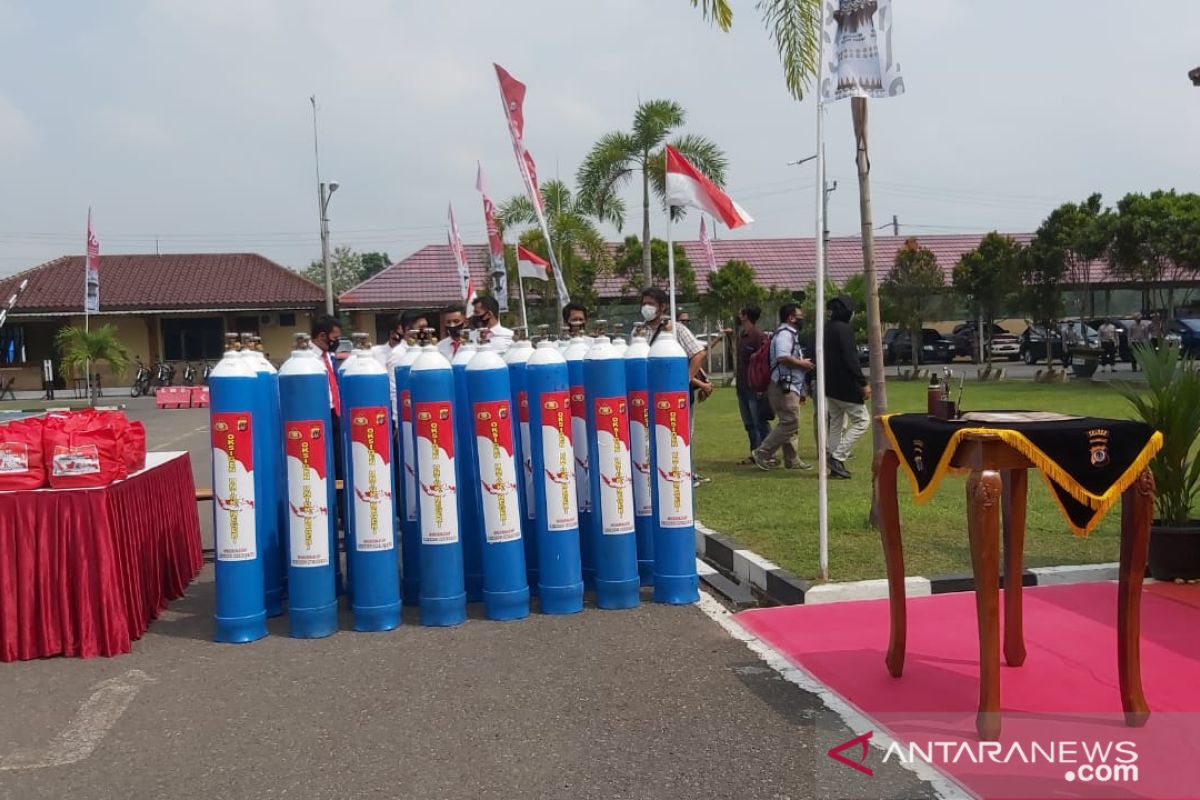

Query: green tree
[359,252,391,281]
[701,259,766,324]
[1019,237,1068,368]
[55,323,131,404]
[498,179,614,312]
[1035,194,1112,317]
[881,240,945,369]
[952,232,1024,366]
[613,236,697,302]
[1109,190,1200,323]
[799,275,868,341]
[303,246,365,296]
[576,99,726,287]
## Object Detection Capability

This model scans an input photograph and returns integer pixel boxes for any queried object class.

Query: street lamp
[319,180,339,314]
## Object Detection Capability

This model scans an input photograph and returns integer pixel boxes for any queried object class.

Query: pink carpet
[736,582,1200,799]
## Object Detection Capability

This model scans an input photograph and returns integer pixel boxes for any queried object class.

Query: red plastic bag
[124,420,146,473]
[0,417,46,490]
[43,412,128,489]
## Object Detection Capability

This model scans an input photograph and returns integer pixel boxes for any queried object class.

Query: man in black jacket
[823,295,870,479]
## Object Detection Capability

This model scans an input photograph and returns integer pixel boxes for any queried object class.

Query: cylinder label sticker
[570,385,591,512]
[285,419,331,567]
[594,397,636,535]
[628,390,653,517]
[400,391,417,523]
[518,390,535,520]
[474,400,521,544]
[415,400,459,544]
[349,406,395,552]
[212,412,257,562]
[540,391,578,531]
[653,392,694,528]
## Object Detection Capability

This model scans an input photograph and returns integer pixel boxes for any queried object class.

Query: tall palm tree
[55,323,131,404]
[576,99,727,288]
[497,179,620,310]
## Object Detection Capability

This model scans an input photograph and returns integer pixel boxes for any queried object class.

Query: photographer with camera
[752,303,815,471]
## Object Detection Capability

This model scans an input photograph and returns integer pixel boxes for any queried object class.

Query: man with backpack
[752,303,815,471]
[823,295,870,479]
[736,305,772,462]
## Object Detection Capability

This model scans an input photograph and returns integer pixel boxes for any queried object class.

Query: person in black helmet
[823,294,870,479]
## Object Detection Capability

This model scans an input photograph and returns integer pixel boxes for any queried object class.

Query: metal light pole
[319,180,339,315]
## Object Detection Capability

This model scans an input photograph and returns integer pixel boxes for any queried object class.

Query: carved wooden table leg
[967,470,1003,740]
[1118,469,1153,727]
[876,448,906,678]
[1001,469,1028,667]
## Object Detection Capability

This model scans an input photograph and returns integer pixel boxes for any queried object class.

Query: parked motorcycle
[182,362,196,387]
[130,358,151,397]
[152,361,176,389]
[201,361,212,385]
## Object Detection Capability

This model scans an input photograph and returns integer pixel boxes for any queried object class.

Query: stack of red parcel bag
[0,409,146,491]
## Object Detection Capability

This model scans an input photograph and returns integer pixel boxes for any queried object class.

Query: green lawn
[693,380,1137,582]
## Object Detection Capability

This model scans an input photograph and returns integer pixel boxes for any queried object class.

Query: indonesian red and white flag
[699,217,717,271]
[448,203,476,306]
[516,245,551,282]
[476,164,508,312]
[84,207,100,312]
[664,145,753,229]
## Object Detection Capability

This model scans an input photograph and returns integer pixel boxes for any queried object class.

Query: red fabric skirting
[0,453,202,661]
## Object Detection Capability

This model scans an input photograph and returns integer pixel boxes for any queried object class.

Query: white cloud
[0,95,35,157]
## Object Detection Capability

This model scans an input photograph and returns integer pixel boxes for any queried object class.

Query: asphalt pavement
[0,400,942,800]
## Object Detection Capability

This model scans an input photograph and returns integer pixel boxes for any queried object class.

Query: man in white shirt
[471,296,513,352]
[436,304,467,361]
[1099,319,1119,372]
[1128,313,1150,371]
[370,314,404,370]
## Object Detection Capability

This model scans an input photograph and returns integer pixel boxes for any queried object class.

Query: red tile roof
[340,232,1131,309]
[1,253,323,314]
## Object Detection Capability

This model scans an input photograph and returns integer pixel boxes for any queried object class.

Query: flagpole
[84,208,93,403]
[516,246,530,335]
[814,41,830,581]
[666,209,677,323]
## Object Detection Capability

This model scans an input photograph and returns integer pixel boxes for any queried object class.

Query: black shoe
[828,455,852,479]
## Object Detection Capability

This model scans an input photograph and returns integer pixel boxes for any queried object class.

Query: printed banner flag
[516,245,551,282]
[447,203,476,307]
[493,63,570,303]
[476,164,509,312]
[664,146,753,230]
[85,208,100,313]
[821,0,905,102]
[699,217,717,271]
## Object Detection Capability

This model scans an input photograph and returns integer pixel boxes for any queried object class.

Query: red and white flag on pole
[664,145,753,229]
[699,217,717,271]
[494,63,570,303]
[476,164,509,312]
[448,203,476,307]
[84,208,100,312]
[516,245,551,282]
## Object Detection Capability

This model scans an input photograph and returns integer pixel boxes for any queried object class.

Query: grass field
[693,380,1137,582]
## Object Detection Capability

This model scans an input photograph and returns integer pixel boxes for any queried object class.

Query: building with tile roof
[0,253,323,392]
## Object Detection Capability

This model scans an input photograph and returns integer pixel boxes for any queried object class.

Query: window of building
[161,317,224,361]
[279,312,296,327]
[0,325,26,365]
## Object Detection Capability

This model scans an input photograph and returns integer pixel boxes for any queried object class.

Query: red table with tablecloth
[0,451,202,662]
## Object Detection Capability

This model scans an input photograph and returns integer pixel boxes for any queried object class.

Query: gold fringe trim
[879,416,1163,538]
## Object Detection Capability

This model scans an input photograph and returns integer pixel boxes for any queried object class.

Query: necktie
[324,352,341,416]
[452,340,460,356]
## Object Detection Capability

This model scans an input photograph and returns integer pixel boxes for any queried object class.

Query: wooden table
[873,431,1154,740]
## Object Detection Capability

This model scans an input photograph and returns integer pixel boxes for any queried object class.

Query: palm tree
[55,323,131,403]
[498,179,620,311]
[576,99,727,288]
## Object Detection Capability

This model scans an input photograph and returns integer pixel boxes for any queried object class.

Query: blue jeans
[736,385,772,453]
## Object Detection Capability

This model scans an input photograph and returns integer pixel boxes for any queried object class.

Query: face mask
[470,315,485,329]
[445,324,463,338]
[327,337,341,351]
[640,304,658,322]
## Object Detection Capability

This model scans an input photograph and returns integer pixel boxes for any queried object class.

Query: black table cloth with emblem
[880,413,1162,535]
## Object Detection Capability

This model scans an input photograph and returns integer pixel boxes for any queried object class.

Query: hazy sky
[1,0,1198,277]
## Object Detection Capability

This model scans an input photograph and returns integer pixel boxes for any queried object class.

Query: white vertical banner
[447,203,476,307]
[821,0,905,102]
[85,208,100,313]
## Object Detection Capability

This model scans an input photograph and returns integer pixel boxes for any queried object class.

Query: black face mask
[327,336,341,351]
[470,315,486,329]
[445,324,464,338]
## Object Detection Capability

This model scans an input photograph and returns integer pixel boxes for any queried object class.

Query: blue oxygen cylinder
[340,349,402,632]
[504,339,538,594]
[452,341,484,602]
[208,341,268,643]
[244,346,285,616]
[467,342,530,621]
[526,339,584,614]
[279,342,339,637]
[624,330,655,586]
[411,335,468,627]
[563,332,594,588]
[584,336,641,609]
[647,327,700,604]
[392,342,423,606]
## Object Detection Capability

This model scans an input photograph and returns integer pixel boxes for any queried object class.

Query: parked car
[1018,321,1100,365]
[857,343,870,366]
[951,322,1021,362]
[882,328,954,365]
[1167,318,1200,358]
